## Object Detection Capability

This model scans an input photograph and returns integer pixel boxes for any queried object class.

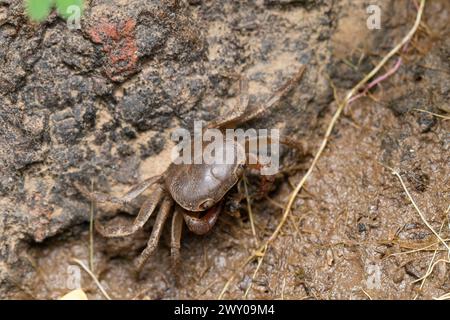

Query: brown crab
[75,66,306,271]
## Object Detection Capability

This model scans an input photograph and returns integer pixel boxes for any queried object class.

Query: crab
[74,66,306,271]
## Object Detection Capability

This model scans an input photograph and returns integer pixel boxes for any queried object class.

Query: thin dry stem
[243,177,259,246]
[384,166,450,254]
[414,221,446,299]
[361,288,373,300]
[435,292,450,300]
[412,259,450,284]
[89,180,95,272]
[412,108,450,120]
[243,245,267,299]
[281,277,287,300]
[388,239,450,257]
[71,258,112,300]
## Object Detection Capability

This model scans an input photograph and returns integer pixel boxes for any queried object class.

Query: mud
[0,0,449,299]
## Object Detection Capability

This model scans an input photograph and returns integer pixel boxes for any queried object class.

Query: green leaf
[55,0,84,20]
[25,0,53,22]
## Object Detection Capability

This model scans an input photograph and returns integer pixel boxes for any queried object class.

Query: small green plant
[25,0,84,22]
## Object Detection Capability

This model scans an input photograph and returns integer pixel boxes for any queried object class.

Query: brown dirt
[0,0,449,300]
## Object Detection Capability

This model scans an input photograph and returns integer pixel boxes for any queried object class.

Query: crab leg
[170,206,184,268]
[207,65,306,129]
[95,187,164,238]
[135,196,173,271]
[74,175,162,205]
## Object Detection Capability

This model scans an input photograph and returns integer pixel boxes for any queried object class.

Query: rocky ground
[0,0,448,299]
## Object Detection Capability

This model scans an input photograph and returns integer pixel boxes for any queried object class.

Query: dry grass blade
[412,108,450,120]
[243,177,259,246]
[71,258,112,300]
[281,277,286,300]
[384,166,450,255]
[217,0,427,299]
[388,239,450,257]
[361,288,373,300]
[412,259,450,284]
[435,292,450,300]
[89,180,95,272]
[217,254,257,299]
[414,221,447,299]
[243,245,267,298]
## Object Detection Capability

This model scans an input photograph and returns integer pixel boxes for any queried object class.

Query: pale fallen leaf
[59,289,88,300]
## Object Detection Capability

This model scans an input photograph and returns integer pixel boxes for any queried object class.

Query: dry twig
[71,258,112,300]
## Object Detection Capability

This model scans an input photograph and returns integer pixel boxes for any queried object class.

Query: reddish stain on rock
[88,18,138,82]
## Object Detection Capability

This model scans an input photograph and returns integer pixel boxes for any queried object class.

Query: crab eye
[200,199,215,210]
